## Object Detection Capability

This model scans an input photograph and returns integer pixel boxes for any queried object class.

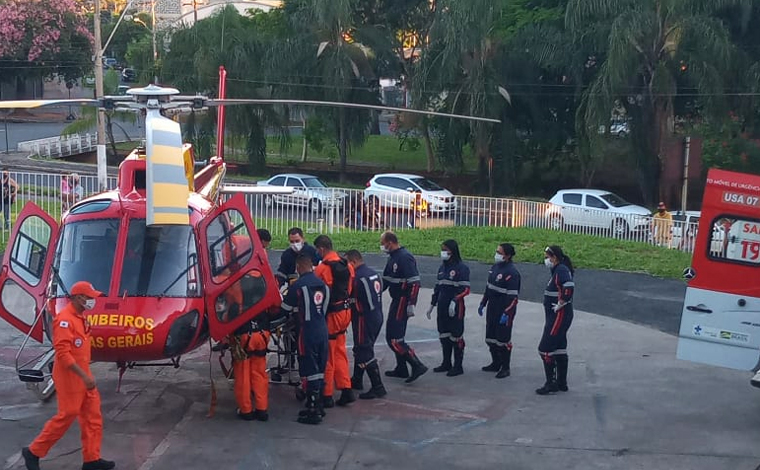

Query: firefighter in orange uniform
[231,321,271,422]
[313,235,356,407]
[22,281,115,470]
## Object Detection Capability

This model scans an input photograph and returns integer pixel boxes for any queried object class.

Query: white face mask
[380,245,389,254]
[440,251,450,261]
[494,254,505,263]
[83,299,96,310]
[290,242,304,252]
[544,258,554,268]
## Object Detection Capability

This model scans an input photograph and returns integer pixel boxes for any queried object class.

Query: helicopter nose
[164,309,201,358]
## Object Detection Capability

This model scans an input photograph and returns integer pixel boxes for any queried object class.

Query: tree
[0,0,93,98]
[415,0,511,195]
[272,0,377,183]
[566,0,749,206]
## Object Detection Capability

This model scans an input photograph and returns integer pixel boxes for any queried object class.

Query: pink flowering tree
[0,0,93,97]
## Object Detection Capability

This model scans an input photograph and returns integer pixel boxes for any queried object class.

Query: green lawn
[263,225,693,280]
[222,135,480,172]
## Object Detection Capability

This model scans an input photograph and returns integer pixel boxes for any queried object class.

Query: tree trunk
[632,94,671,207]
[338,107,348,183]
[300,115,308,162]
[370,110,381,135]
[422,121,435,172]
[106,115,118,157]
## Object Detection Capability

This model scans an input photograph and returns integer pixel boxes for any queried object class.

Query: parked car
[122,68,137,82]
[545,189,651,236]
[670,210,726,252]
[257,173,345,212]
[363,173,457,214]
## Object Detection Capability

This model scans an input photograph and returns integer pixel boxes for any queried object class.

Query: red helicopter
[0,67,500,401]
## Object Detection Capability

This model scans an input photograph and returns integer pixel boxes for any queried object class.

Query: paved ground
[0,269,759,470]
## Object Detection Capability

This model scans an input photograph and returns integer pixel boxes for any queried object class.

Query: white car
[363,173,457,214]
[257,173,345,212]
[545,189,651,236]
[671,210,726,252]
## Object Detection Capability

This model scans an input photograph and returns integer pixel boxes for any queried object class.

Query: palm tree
[415,0,511,195]
[271,0,377,183]
[566,0,749,206]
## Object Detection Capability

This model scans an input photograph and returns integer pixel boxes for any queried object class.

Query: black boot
[322,395,335,408]
[22,448,40,470]
[447,343,464,377]
[351,364,365,390]
[404,352,429,383]
[385,353,409,378]
[359,361,387,399]
[481,345,500,372]
[555,354,569,391]
[433,339,452,373]
[336,388,356,406]
[535,358,559,395]
[82,459,116,470]
[297,391,323,424]
[495,348,511,379]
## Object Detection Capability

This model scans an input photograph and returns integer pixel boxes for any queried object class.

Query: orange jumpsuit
[233,329,271,413]
[314,252,354,397]
[29,302,103,462]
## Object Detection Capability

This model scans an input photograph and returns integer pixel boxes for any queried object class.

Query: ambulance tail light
[164,309,200,357]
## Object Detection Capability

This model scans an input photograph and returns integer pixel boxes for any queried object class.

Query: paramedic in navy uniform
[536,245,574,395]
[380,231,428,383]
[478,243,520,379]
[427,239,470,377]
[280,254,330,424]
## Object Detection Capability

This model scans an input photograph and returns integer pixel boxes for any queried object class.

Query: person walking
[478,243,520,379]
[536,245,575,395]
[345,249,387,399]
[380,231,428,383]
[22,281,115,470]
[426,239,470,377]
[2,170,18,230]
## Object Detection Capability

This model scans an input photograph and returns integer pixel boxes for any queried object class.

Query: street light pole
[93,0,108,191]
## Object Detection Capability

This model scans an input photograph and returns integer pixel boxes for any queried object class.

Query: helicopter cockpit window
[206,209,253,281]
[119,220,200,297]
[68,200,112,215]
[8,215,52,287]
[51,219,120,296]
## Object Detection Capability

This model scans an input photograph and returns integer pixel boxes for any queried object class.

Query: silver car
[257,173,345,212]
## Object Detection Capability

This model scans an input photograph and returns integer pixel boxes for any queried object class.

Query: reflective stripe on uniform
[383,276,421,284]
[543,291,559,297]
[487,283,518,295]
[436,279,471,287]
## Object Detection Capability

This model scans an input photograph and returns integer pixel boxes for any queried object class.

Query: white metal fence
[1,170,698,253]
[17,134,98,159]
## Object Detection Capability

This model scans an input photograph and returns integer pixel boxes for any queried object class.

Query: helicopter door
[199,193,281,340]
[0,202,59,342]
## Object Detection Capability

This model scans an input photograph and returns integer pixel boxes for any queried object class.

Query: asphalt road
[1,120,144,152]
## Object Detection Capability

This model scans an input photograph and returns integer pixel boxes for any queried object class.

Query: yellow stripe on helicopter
[146,114,190,225]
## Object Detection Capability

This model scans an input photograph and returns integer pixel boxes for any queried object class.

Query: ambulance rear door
[677,169,760,371]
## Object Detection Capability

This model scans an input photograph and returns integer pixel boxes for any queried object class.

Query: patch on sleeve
[59,321,69,328]
[74,338,83,348]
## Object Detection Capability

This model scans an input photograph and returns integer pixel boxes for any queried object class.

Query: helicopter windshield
[52,219,120,296]
[119,220,200,298]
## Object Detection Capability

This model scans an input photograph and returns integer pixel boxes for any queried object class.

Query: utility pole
[681,136,691,213]
[93,0,108,191]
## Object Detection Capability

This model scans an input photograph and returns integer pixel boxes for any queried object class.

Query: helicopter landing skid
[115,357,182,392]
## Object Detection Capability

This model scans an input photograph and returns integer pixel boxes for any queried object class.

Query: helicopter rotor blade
[0,99,100,110]
[204,99,502,124]
[145,112,191,226]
